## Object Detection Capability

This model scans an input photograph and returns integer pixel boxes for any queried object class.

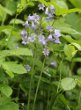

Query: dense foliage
[1,0,81,110]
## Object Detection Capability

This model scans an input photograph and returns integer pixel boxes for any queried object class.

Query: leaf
[0,48,33,57]
[61,78,76,91]
[10,19,24,24]
[2,62,27,75]
[0,102,19,110]
[71,42,81,51]
[68,0,81,8]
[0,95,19,110]
[0,84,12,97]
[51,2,81,15]
[64,44,77,60]
[0,4,12,15]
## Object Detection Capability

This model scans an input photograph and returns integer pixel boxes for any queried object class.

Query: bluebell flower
[46,26,53,32]
[20,30,27,37]
[22,36,29,45]
[45,5,55,20]
[28,13,40,22]
[47,34,53,41]
[38,35,46,45]
[50,5,55,14]
[54,38,61,44]
[24,20,29,27]
[53,29,61,38]
[38,4,45,11]
[28,35,36,42]
[43,48,50,56]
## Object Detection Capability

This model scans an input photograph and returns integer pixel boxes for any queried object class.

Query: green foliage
[0,0,81,110]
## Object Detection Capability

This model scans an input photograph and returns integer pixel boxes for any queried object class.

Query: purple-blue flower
[20,30,27,37]
[24,20,29,27]
[22,36,29,45]
[46,26,53,32]
[45,5,55,20]
[38,4,45,11]
[43,48,50,56]
[28,35,36,42]
[38,35,46,45]
[53,29,61,38]
[47,34,53,41]
[54,38,61,44]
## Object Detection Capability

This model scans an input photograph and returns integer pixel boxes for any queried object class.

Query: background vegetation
[1,0,81,110]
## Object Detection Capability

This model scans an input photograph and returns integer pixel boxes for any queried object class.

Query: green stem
[32,59,45,110]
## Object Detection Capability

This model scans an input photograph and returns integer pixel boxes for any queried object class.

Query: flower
[20,30,27,37]
[38,35,46,45]
[53,29,61,38]
[43,48,50,56]
[28,35,36,42]
[45,5,55,20]
[54,38,61,44]
[38,4,45,11]
[47,34,53,41]
[22,36,29,45]
[28,13,40,23]
[46,26,53,32]
[24,20,29,27]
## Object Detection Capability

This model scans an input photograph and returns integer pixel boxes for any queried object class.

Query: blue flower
[28,34,36,42]
[22,36,29,45]
[24,20,29,27]
[53,29,61,38]
[38,4,45,11]
[43,48,50,57]
[47,34,53,41]
[46,26,53,32]
[20,30,27,37]
[38,35,46,45]
[54,38,61,44]
[45,5,55,20]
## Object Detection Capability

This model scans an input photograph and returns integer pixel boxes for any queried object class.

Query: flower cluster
[20,4,61,57]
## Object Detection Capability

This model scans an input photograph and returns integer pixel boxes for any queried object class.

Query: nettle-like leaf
[61,78,77,91]
[64,44,77,60]
[2,62,27,77]
[0,84,12,97]
[0,48,33,57]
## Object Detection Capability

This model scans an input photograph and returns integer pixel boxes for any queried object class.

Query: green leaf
[0,84,12,97]
[0,102,19,110]
[71,42,81,51]
[61,78,76,91]
[0,48,33,57]
[10,19,24,25]
[0,4,12,15]
[2,62,27,75]
[64,44,77,60]
[68,0,81,8]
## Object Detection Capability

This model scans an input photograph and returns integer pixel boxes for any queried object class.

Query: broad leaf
[61,78,76,91]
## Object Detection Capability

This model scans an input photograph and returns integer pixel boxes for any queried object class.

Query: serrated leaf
[61,78,76,91]
[0,84,12,97]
